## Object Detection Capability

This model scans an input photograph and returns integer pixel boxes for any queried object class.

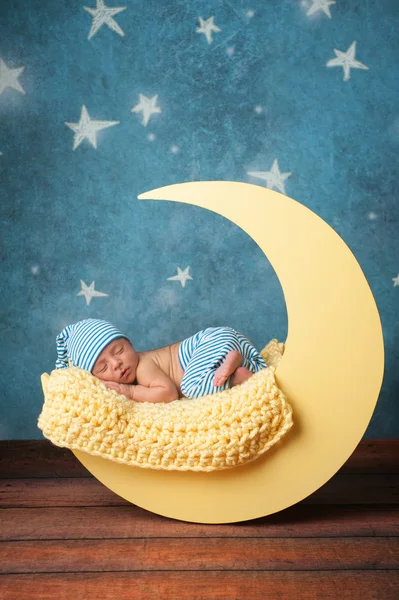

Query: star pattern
[77,280,109,305]
[131,94,161,127]
[306,0,336,19]
[247,159,292,194]
[0,57,25,95]
[83,0,126,40]
[1,0,398,442]
[326,41,369,81]
[196,16,221,44]
[167,267,193,288]
[65,105,119,150]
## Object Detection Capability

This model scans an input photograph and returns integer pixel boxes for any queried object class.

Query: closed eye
[97,346,123,374]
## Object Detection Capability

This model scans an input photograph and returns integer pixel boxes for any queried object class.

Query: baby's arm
[104,359,179,403]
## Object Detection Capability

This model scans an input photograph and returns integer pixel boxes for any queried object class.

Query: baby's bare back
[139,340,185,396]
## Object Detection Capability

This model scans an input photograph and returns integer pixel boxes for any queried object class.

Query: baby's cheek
[95,374,107,382]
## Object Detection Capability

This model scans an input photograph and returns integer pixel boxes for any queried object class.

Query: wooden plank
[1,473,398,508]
[1,440,398,478]
[1,537,398,573]
[0,441,86,478]
[0,571,398,600]
[343,440,399,473]
[1,505,398,541]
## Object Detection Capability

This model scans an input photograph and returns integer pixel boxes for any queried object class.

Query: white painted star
[248,159,292,194]
[326,41,369,81]
[0,57,25,95]
[83,0,126,40]
[196,16,221,45]
[392,274,399,287]
[131,94,161,127]
[77,280,109,305]
[65,105,119,150]
[167,266,193,288]
[306,0,335,18]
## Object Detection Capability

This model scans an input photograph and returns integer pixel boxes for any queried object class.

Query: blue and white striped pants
[178,326,267,399]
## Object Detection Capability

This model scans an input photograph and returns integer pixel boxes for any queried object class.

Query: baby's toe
[214,373,226,386]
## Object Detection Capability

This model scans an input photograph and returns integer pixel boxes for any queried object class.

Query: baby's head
[55,318,138,384]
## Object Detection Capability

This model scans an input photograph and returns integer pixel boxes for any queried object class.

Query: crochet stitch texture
[38,339,293,472]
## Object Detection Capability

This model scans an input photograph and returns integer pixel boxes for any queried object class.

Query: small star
[131,94,161,127]
[326,41,369,81]
[248,159,292,194]
[196,16,221,45]
[368,212,378,221]
[226,46,235,57]
[31,265,40,275]
[147,133,156,141]
[306,0,336,19]
[254,105,263,113]
[246,9,255,18]
[170,145,179,153]
[83,0,126,40]
[392,274,399,287]
[0,57,25,95]
[65,105,119,150]
[167,266,193,288]
[77,280,109,305]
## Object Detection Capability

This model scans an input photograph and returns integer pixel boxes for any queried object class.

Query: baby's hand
[103,381,133,399]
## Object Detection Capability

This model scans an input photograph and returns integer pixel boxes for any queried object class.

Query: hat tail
[55,324,75,369]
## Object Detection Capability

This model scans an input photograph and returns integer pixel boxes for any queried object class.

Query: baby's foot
[231,366,253,387]
[214,350,242,387]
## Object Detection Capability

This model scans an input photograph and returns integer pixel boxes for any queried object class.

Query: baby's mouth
[121,367,130,379]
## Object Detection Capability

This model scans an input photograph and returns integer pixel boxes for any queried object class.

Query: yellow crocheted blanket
[37,339,293,472]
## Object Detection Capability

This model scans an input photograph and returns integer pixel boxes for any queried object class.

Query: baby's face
[92,337,138,384]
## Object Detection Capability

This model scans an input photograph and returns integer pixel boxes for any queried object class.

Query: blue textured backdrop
[0,0,398,439]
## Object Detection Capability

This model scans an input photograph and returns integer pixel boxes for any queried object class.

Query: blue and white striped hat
[55,318,129,372]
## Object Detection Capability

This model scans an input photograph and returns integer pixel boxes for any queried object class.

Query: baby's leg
[213,350,242,386]
[215,329,268,388]
[179,327,242,398]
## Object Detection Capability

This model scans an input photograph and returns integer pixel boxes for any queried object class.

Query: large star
[131,94,161,127]
[167,266,193,289]
[65,105,119,150]
[247,159,292,194]
[0,57,25,95]
[83,0,126,40]
[196,16,221,44]
[306,0,336,19]
[326,41,369,81]
[77,280,109,306]
[392,274,399,287]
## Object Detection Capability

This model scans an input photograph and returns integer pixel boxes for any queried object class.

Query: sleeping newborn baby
[55,318,267,403]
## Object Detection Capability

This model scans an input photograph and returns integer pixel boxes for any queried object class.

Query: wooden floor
[0,440,398,599]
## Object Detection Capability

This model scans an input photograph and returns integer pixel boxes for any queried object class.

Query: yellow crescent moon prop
[71,181,384,524]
